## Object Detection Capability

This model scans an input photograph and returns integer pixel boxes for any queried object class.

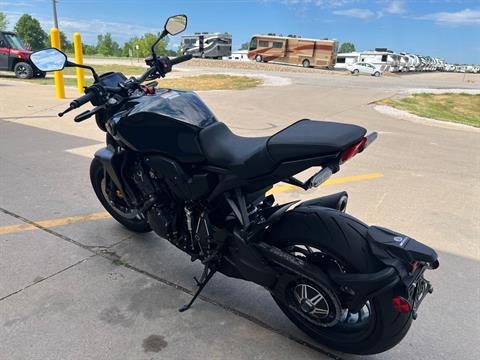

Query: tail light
[341,137,367,163]
[341,132,378,163]
[392,297,411,313]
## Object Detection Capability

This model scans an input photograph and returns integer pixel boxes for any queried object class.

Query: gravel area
[179,58,344,74]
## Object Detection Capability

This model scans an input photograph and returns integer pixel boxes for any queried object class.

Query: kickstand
[179,266,216,312]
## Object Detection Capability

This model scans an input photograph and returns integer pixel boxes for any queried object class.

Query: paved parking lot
[1,69,479,359]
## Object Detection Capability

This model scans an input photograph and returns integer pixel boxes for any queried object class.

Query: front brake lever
[58,104,75,117]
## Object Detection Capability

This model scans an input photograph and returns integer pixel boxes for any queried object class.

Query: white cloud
[418,8,480,25]
[0,1,34,6]
[268,0,357,7]
[385,1,405,15]
[333,8,375,19]
[3,12,162,43]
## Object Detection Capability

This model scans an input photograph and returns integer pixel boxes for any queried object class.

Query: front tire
[90,158,151,233]
[255,54,263,62]
[302,59,311,68]
[14,62,34,79]
[266,207,412,355]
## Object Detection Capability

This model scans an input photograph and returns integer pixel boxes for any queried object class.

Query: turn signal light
[392,297,411,313]
[341,137,367,163]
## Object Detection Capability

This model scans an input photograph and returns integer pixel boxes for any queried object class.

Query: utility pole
[52,0,59,29]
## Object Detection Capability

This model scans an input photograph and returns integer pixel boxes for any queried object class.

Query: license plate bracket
[408,267,434,319]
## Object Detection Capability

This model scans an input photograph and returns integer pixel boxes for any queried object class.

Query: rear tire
[265,207,412,355]
[374,71,381,77]
[14,62,34,79]
[34,71,47,78]
[90,158,151,233]
[302,59,310,68]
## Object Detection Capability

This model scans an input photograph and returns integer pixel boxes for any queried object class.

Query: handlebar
[170,54,193,65]
[71,91,96,109]
[61,53,192,119]
[58,91,96,117]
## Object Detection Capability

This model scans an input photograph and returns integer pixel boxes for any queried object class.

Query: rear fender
[265,205,438,310]
[298,191,348,211]
[367,226,439,277]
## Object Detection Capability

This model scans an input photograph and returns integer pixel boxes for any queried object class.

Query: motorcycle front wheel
[266,207,412,355]
[90,158,151,233]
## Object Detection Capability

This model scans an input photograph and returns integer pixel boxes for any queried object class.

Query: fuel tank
[111,89,218,162]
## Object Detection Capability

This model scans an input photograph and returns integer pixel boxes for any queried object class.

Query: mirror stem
[66,60,100,82]
[151,29,168,64]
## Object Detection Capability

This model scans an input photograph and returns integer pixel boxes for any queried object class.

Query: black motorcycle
[30,15,439,355]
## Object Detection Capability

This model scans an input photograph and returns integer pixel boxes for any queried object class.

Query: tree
[123,33,168,58]
[14,14,47,50]
[239,42,249,50]
[0,12,8,30]
[339,42,356,53]
[60,31,73,53]
[82,44,97,55]
[96,33,121,56]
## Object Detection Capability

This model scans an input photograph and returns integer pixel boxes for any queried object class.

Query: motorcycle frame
[94,135,406,310]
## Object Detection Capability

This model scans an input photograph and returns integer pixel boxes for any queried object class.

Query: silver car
[347,62,382,77]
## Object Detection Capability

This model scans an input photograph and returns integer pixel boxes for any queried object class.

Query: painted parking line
[0,172,383,236]
[0,212,110,236]
[266,172,384,195]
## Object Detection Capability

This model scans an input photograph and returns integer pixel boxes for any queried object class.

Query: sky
[1,0,479,64]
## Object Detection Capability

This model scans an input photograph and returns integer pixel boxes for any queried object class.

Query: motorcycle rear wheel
[90,158,151,233]
[266,206,412,355]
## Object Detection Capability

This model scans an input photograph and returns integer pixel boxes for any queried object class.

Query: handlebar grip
[170,54,193,66]
[70,91,95,109]
[74,110,92,123]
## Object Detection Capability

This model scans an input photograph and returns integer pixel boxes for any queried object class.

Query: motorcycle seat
[199,119,366,178]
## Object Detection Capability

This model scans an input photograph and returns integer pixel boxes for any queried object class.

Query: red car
[0,31,45,79]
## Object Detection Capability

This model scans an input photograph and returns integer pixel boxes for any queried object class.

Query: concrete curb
[374,104,480,132]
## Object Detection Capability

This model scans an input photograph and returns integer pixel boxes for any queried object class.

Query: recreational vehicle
[335,52,360,70]
[248,35,338,68]
[224,50,250,61]
[180,32,232,59]
[358,49,401,72]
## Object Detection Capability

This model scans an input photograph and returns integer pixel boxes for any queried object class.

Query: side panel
[0,33,10,70]
[115,112,205,162]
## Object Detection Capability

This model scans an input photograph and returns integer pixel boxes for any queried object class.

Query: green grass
[62,63,148,76]
[378,93,480,128]
[0,73,261,91]
[157,74,262,90]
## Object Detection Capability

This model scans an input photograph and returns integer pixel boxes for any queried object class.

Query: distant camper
[248,35,338,68]
[181,32,232,59]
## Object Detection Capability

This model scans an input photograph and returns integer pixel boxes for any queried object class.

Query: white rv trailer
[358,48,401,72]
[405,54,420,72]
[334,52,360,70]
[224,50,250,61]
[444,64,456,72]
[181,32,232,59]
[398,53,410,72]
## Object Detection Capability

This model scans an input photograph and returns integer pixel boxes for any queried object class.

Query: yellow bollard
[50,28,65,99]
[73,32,85,94]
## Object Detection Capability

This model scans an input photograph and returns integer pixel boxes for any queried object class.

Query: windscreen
[4,34,27,50]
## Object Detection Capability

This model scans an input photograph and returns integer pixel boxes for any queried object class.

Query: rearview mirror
[164,15,187,36]
[30,48,67,72]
